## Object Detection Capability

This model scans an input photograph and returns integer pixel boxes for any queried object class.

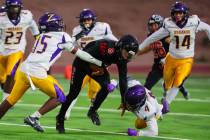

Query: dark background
[1,0,210,74]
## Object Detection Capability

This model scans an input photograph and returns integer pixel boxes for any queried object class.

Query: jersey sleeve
[139,27,169,51]
[27,10,39,36]
[57,33,75,51]
[103,23,118,41]
[197,21,210,40]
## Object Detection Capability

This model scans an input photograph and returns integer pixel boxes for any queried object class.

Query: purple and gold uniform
[0,10,39,84]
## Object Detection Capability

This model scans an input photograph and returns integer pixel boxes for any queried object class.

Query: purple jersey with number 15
[20,32,72,78]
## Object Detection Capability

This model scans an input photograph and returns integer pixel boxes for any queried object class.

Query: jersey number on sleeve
[175,35,190,49]
[4,31,23,45]
[32,35,51,54]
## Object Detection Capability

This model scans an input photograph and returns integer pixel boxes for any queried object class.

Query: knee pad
[54,84,66,103]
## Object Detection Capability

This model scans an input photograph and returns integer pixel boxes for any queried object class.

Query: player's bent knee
[54,84,66,103]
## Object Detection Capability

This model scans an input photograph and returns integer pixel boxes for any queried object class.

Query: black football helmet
[116,34,139,61]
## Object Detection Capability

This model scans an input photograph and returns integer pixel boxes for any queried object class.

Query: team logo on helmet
[39,12,65,33]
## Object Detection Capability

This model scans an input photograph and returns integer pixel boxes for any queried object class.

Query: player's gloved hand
[117,103,127,117]
[89,64,105,76]
[107,79,118,92]
[160,58,166,65]
[127,128,138,136]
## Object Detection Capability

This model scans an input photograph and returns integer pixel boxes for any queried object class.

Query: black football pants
[57,58,110,120]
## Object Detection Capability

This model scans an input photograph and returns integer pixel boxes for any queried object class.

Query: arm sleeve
[27,11,39,36]
[139,27,169,50]
[103,23,118,41]
[196,21,210,40]
[138,118,158,136]
[117,61,127,103]
[75,49,102,66]
[29,20,39,36]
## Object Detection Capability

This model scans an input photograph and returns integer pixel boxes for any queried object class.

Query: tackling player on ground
[138,2,210,113]
[125,78,163,137]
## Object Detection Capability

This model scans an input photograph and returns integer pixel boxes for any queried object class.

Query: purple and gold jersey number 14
[32,35,51,54]
[174,35,190,49]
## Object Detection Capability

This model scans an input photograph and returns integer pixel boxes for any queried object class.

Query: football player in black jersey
[56,35,139,133]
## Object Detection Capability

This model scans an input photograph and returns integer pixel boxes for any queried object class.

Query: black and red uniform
[57,39,128,121]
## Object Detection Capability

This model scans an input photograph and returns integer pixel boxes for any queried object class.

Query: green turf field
[0,75,210,140]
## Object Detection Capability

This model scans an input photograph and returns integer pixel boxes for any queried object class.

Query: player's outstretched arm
[197,21,210,40]
[139,27,169,51]
[58,42,102,66]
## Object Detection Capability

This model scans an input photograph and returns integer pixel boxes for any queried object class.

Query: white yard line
[0,122,191,140]
[15,103,210,118]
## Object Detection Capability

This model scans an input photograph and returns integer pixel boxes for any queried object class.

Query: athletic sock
[30,111,42,119]
[166,87,179,104]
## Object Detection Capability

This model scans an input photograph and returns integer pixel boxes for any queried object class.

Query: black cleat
[56,116,65,134]
[24,116,44,132]
[182,91,190,100]
[87,108,101,126]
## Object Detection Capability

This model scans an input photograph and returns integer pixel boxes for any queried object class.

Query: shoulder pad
[163,17,175,28]
[72,25,82,36]
[0,12,6,16]
[190,15,200,21]
[21,10,31,14]
[21,10,33,17]
[189,15,200,25]
[96,22,109,27]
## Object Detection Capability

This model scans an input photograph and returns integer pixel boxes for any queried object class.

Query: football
[135,118,147,129]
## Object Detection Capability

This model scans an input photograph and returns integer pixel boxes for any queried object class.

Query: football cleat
[127,128,138,136]
[181,91,190,100]
[56,116,65,133]
[161,98,170,114]
[87,108,101,126]
[24,116,44,132]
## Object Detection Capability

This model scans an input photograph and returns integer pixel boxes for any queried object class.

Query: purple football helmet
[77,9,97,30]
[39,12,65,33]
[171,2,189,27]
[125,85,146,111]
[5,0,22,20]
[5,0,22,7]
[0,6,6,13]
[148,14,164,34]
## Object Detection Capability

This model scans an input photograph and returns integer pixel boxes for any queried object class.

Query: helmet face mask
[148,14,164,34]
[78,9,97,31]
[117,35,139,61]
[39,12,65,33]
[82,18,93,29]
[5,0,22,20]
[125,85,147,112]
[171,2,189,27]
